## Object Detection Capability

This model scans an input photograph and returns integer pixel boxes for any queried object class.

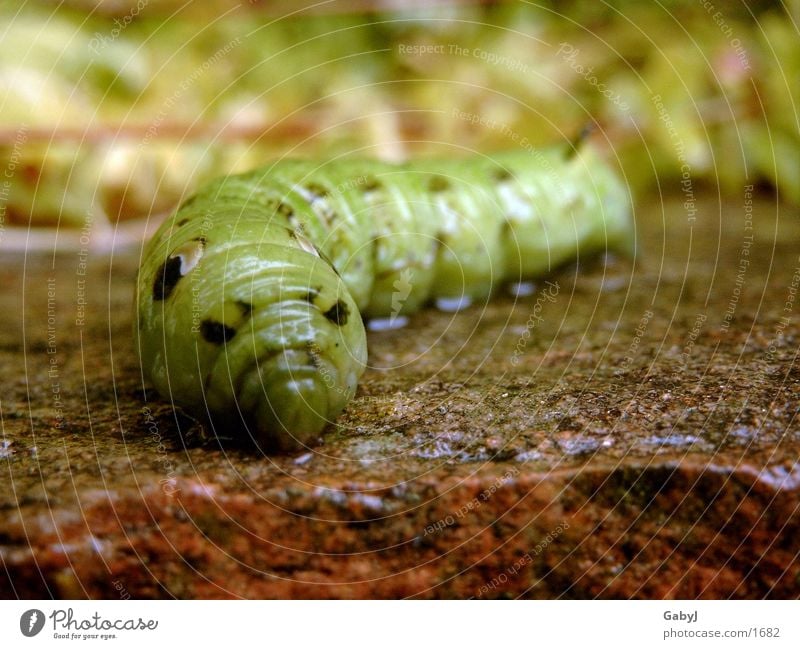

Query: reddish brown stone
[1,194,798,598]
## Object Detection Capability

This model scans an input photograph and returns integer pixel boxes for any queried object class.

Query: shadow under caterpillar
[135,144,632,452]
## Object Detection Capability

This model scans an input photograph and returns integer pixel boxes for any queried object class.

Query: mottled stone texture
[1,193,798,598]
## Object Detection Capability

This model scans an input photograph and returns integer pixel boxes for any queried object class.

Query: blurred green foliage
[0,0,797,228]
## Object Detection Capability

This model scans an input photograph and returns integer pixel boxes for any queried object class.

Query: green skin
[135,145,632,452]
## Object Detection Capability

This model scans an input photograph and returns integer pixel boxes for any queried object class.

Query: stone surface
[1,192,798,598]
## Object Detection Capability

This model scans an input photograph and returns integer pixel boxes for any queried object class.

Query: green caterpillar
[135,145,632,452]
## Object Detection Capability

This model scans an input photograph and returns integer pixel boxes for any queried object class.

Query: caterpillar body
[135,145,632,452]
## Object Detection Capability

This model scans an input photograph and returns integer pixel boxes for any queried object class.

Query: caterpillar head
[135,208,367,453]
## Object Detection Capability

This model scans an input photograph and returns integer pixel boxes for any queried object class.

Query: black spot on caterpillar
[235,300,253,317]
[135,145,632,452]
[200,319,237,344]
[362,177,382,192]
[152,256,183,301]
[276,201,294,218]
[178,195,199,211]
[323,299,350,327]
[428,176,451,192]
[152,238,207,300]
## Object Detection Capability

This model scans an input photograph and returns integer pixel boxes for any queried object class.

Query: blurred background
[0,0,797,239]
